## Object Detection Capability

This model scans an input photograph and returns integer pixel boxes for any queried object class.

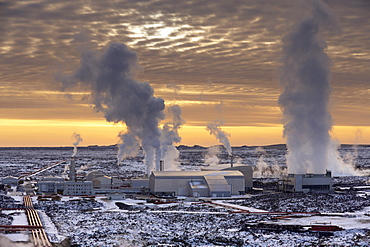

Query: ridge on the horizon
[1,143,369,149]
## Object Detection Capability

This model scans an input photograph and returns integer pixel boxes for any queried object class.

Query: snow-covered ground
[0,209,29,242]
[29,194,370,246]
[0,145,370,246]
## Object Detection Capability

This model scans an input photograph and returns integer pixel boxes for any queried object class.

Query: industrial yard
[0,145,370,246]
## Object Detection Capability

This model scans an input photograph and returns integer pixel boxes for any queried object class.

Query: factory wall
[150,177,190,196]
[92,176,124,189]
[63,181,94,195]
[131,178,150,188]
[149,171,245,197]
[282,171,332,192]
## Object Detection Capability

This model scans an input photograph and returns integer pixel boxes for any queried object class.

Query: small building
[1,176,18,186]
[149,170,245,197]
[37,181,65,194]
[107,193,126,200]
[63,181,94,195]
[281,170,332,192]
[37,176,65,194]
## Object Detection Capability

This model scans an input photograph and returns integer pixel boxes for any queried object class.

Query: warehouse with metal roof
[149,170,245,197]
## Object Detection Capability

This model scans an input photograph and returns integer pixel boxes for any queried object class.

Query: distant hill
[177,145,207,150]
[2,143,369,150]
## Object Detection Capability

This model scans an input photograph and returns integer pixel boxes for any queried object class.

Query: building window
[302,185,330,190]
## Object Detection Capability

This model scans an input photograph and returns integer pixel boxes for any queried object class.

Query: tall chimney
[230,154,234,168]
[160,160,164,171]
[70,158,76,182]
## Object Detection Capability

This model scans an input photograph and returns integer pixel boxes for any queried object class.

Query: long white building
[149,170,245,197]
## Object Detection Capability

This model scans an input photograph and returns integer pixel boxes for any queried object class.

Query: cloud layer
[0,0,369,145]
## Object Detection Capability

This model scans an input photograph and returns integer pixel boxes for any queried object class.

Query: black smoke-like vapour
[57,43,165,175]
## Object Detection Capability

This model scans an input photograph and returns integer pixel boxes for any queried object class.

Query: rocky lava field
[0,144,370,246]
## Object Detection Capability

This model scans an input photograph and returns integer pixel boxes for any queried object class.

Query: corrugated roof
[151,170,243,178]
[204,175,230,193]
[201,164,251,171]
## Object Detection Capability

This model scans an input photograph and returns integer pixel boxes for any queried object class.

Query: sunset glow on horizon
[0,116,368,147]
[1,0,369,148]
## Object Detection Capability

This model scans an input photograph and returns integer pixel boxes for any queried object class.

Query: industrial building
[281,170,332,192]
[0,176,19,186]
[201,164,253,190]
[37,176,94,195]
[37,176,65,194]
[35,158,253,198]
[63,181,94,195]
[37,160,95,195]
[149,170,245,197]
[92,176,124,189]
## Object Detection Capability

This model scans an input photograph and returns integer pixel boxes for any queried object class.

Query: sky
[0,0,369,147]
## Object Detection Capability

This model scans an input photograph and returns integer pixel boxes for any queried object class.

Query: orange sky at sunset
[0,119,368,147]
[0,0,369,147]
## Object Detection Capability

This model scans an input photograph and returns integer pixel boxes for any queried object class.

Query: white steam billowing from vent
[279,0,359,175]
[204,146,220,166]
[56,43,165,175]
[279,0,336,174]
[71,132,83,157]
[253,147,287,178]
[117,132,140,164]
[206,120,232,156]
[160,105,185,171]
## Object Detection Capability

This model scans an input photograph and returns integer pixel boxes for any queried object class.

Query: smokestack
[160,160,164,171]
[325,170,332,177]
[70,158,76,182]
[230,154,234,168]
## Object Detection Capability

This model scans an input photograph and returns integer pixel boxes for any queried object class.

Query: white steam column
[278,0,339,174]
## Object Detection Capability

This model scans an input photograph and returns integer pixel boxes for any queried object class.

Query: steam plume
[56,43,165,175]
[253,147,287,178]
[160,105,185,170]
[206,120,232,155]
[204,146,220,166]
[71,132,83,157]
[117,132,141,164]
[278,0,339,174]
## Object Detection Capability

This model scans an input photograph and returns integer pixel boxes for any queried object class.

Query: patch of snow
[0,233,29,242]
[217,201,268,212]
[3,210,28,225]
[38,210,66,243]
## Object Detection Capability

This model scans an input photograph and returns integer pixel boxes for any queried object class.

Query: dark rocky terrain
[0,145,370,246]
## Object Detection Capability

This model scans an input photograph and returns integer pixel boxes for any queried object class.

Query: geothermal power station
[4,1,366,246]
[0,153,332,199]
